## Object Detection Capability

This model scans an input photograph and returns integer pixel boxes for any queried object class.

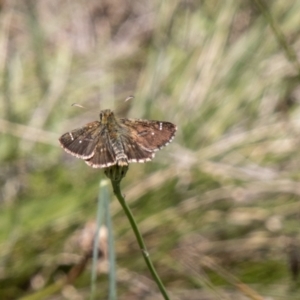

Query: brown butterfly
[59,109,177,168]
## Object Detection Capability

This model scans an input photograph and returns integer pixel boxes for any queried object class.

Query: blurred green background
[1,0,300,299]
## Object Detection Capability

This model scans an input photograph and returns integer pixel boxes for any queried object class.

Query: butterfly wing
[84,133,117,168]
[121,134,155,163]
[120,118,177,151]
[119,118,177,163]
[58,121,102,159]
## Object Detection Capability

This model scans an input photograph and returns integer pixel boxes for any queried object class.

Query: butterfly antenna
[71,103,85,109]
[125,95,134,102]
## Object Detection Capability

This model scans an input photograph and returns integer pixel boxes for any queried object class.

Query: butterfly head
[99,109,115,125]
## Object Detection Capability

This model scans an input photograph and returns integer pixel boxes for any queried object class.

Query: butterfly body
[59,109,176,168]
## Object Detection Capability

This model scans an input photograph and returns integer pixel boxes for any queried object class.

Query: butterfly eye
[99,112,103,121]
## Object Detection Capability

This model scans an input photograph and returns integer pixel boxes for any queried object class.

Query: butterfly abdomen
[111,139,129,166]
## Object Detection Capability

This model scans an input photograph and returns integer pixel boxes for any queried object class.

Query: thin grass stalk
[201,256,265,300]
[252,0,300,76]
[24,0,48,94]
[90,180,107,300]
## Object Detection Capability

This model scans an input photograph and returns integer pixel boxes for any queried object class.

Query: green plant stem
[111,179,170,300]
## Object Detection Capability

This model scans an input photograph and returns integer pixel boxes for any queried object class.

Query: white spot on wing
[69,132,74,141]
[159,122,163,130]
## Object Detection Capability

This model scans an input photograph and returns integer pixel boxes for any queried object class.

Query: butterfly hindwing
[85,134,117,168]
[121,135,155,163]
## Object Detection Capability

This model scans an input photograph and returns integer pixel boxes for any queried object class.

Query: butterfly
[58,109,177,168]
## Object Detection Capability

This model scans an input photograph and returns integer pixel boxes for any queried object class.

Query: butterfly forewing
[59,121,101,159]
